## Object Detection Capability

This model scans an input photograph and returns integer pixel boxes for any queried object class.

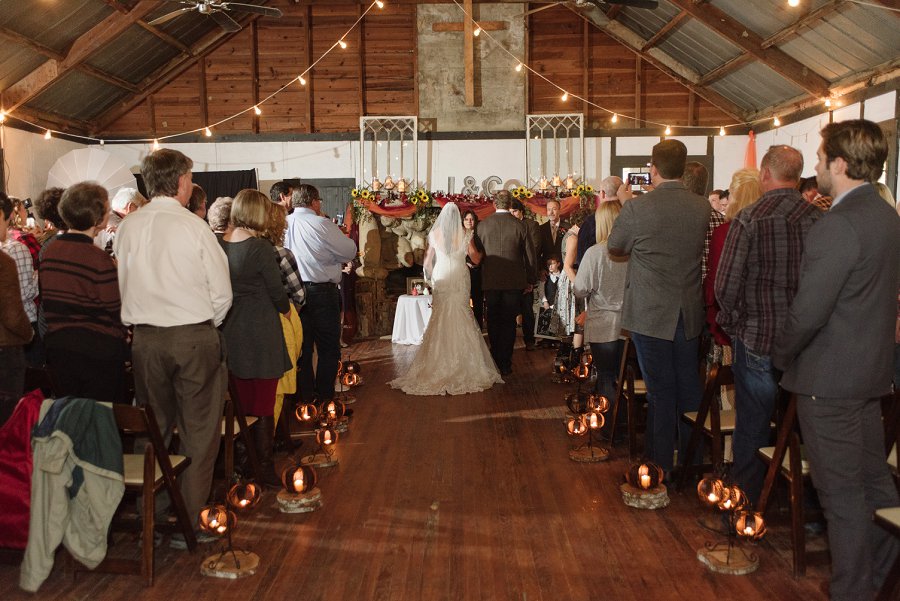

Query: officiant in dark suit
[538,198,564,267]
[478,190,536,375]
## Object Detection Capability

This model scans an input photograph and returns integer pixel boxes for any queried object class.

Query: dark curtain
[134,169,257,207]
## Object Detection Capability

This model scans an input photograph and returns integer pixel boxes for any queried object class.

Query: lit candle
[239,499,249,507]
[640,474,651,489]
[744,526,754,536]
[708,493,718,503]
[589,414,598,428]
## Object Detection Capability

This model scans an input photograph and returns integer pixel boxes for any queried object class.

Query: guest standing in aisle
[284,184,357,403]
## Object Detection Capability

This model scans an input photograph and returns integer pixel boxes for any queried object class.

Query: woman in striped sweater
[39,182,127,404]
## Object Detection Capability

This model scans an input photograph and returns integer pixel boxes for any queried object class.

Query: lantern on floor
[342,360,361,375]
[626,461,664,491]
[697,475,725,507]
[198,504,233,536]
[322,398,346,421]
[316,425,339,447]
[586,410,604,431]
[572,363,592,381]
[226,482,261,513]
[587,393,609,414]
[565,391,590,415]
[565,415,587,436]
[295,402,318,423]
[276,461,323,513]
[735,511,767,541]
[620,461,669,509]
[580,350,593,366]
[341,372,361,387]
[716,485,747,513]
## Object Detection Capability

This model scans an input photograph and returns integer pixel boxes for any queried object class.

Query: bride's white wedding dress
[389,205,503,396]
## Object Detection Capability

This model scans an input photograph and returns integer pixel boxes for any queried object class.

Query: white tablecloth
[391,294,433,345]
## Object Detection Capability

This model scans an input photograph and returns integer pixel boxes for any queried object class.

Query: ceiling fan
[149,1,284,32]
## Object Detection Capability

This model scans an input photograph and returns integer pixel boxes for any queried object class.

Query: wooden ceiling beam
[0,26,65,61]
[667,0,831,97]
[641,10,687,52]
[698,53,754,86]
[1,0,159,113]
[135,20,193,55]
[93,14,263,134]
[10,105,94,134]
[574,5,748,121]
[761,0,845,50]
[606,5,623,20]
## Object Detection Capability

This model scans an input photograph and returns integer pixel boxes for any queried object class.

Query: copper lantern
[282,463,318,494]
[626,461,664,490]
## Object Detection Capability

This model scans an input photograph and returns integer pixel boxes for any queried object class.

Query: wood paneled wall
[103,3,730,136]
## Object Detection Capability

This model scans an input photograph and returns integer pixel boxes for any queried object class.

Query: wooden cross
[432,0,508,107]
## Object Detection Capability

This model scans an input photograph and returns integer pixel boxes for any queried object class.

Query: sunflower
[511,188,521,199]
[361,189,372,200]
[575,184,585,195]
[525,189,535,198]
[351,188,360,198]
[585,185,594,193]
[416,189,429,202]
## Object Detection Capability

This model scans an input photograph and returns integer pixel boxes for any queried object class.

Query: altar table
[391,294,433,345]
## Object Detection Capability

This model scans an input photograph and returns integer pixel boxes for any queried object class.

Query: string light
[719,126,726,136]
[788,0,799,6]
[44,129,52,140]
[253,105,262,115]
[561,91,569,102]
[99,139,105,145]
[298,75,306,86]
[204,126,212,137]
[773,116,781,126]
[515,62,523,72]
[375,0,383,7]
[824,98,832,108]
[153,139,160,150]
[611,113,618,124]
[664,125,671,135]
[473,26,481,37]
[0,110,5,123]
[338,39,347,49]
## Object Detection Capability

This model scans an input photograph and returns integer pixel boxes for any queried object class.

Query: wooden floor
[1,337,831,601]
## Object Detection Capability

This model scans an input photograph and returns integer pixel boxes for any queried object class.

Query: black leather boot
[250,415,282,488]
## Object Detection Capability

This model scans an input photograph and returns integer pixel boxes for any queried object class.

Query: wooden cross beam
[432,0,508,107]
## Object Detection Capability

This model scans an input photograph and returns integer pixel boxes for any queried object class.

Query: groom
[477,190,536,376]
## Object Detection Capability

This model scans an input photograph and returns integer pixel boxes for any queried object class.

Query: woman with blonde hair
[705,168,761,346]
[220,188,291,486]
[573,200,628,404]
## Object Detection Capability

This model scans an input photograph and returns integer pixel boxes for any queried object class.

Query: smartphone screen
[628,173,650,191]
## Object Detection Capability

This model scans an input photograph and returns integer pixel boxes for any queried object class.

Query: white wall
[1,126,85,200]
[756,113,831,178]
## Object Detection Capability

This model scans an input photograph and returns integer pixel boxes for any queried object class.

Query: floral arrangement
[409,187,432,206]
[511,186,535,199]
[349,185,433,222]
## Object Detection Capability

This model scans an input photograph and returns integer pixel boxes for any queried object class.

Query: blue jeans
[731,337,779,505]
[630,314,702,472]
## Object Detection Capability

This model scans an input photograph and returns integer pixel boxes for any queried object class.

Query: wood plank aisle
[0,338,828,601]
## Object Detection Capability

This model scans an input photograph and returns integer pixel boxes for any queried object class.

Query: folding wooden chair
[679,362,735,488]
[222,393,262,482]
[90,404,195,586]
[608,335,647,458]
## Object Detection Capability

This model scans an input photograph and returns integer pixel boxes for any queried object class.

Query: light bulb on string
[473,26,481,37]
[153,139,160,150]
[664,125,671,136]
[515,62,523,72]
[824,98,831,108]
[561,91,569,102]
[719,126,726,136]
[298,75,306,86]
[788,0,799,6]
[611,113,618,124]
[204,126,212,137]
[375,0,384,7]
[44,129,52,140]
[338,39,347,49]
[773,116,781,127]
[99,139,105,146]
[0,110,5,123]
[254,105,262,115]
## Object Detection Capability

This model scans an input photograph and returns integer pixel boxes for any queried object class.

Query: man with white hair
[577,176,626,264]
[95,187,147,252]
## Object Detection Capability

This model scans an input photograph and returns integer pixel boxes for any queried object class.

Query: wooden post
[463,0,475,106]
[251,20,259,134]
[634,55,642,126]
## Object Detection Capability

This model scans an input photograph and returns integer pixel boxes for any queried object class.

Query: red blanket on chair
[0,390,44,549]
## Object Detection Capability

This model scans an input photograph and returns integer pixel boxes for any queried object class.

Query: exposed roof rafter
[667,0,831,97]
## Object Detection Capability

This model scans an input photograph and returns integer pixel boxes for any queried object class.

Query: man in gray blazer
[608,139,710,477]
[773,120,900,601]
[478,191,536,375]
[510,198,541,351]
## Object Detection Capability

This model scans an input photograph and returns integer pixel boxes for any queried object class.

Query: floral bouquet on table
[573,183,596,210]
[511,186,535,200]
[350,185,379,222]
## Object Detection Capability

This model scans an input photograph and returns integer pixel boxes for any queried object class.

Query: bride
[389,203,504,395]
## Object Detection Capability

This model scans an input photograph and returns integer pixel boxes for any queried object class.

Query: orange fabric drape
[744,131,757,169]
[433,196,496,220]
[356,202,418,219]
[522,195,591,217]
